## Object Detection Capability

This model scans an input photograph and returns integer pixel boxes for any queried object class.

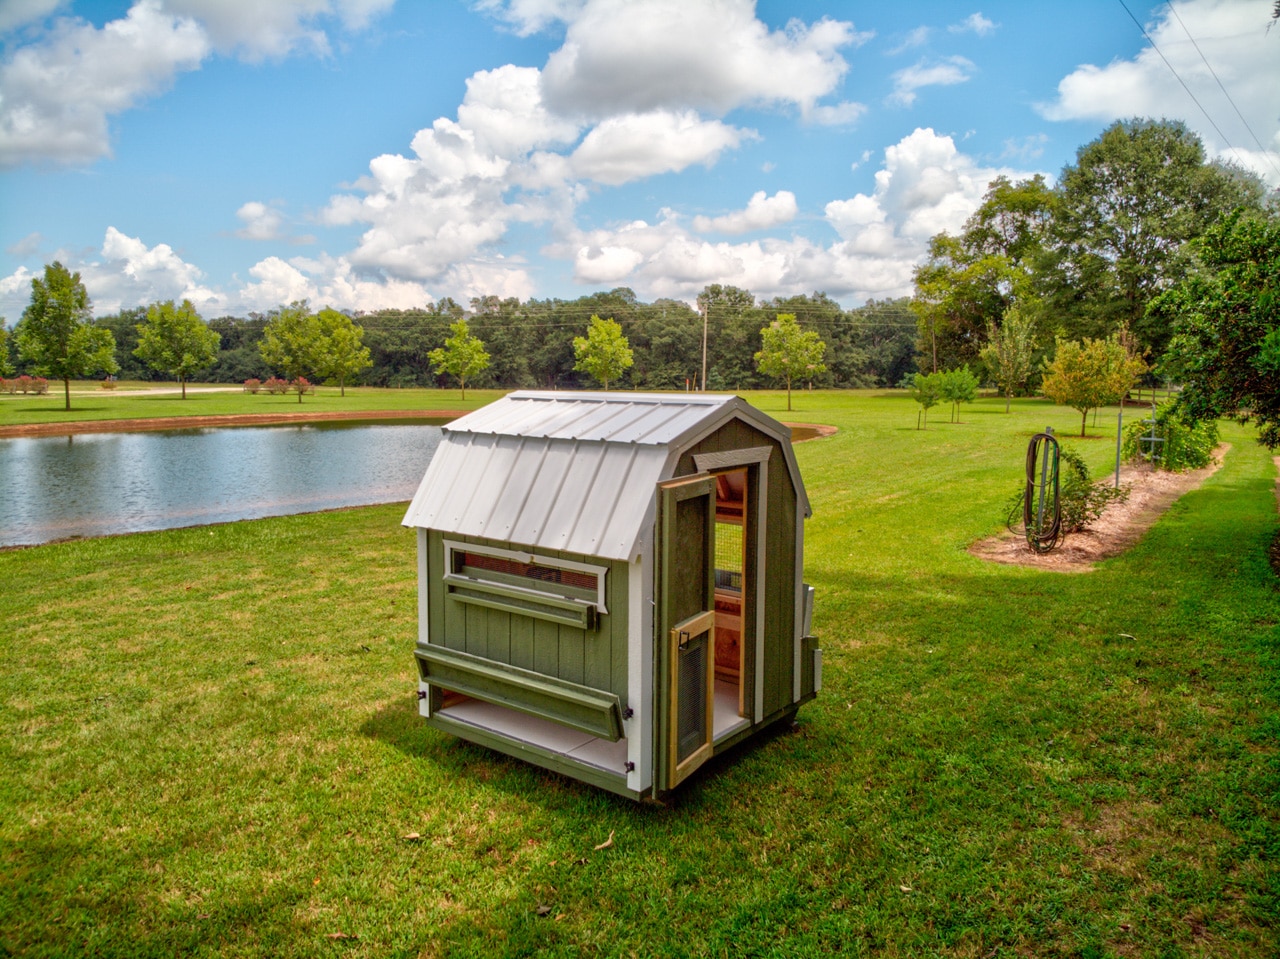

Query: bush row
[243,377,314,395]
[0,375,50,395]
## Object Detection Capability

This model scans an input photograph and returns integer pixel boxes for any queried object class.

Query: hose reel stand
[1023,426,1062,553]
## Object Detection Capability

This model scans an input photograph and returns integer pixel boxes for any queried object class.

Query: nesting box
[403,391,819,799]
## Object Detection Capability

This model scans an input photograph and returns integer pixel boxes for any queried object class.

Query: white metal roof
[403,391,809,561]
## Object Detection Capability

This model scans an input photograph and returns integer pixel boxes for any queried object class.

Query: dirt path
[969,444,1230,572]
[0,409,466,439]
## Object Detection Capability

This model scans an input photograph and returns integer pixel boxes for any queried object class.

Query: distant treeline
[92,288,918,391]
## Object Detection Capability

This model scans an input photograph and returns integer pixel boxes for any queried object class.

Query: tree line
[1,280,917,399]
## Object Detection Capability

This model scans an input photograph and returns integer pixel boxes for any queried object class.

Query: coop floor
[436,698,629,774]
[714,679,749,741]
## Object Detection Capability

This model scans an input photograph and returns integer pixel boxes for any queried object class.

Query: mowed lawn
[1,390,1277,957]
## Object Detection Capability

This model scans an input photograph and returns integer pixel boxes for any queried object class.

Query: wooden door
[657,474,716,790]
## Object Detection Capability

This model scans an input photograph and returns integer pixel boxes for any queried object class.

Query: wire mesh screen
[676,638,708,763]
[714,521,743,592]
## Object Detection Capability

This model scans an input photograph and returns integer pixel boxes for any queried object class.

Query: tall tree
[979,304,1038,412]
[259,301,323,403]
[134,299,221,398]
[429,319,490,399]
[910,175,1055,373]
[0,320,11,377]
[1052,119,1265,355]
[15,261,117,410]
[754,313,827,411]
[1157,211,1280,448]
[315,308,372,396]
[573,315,633,390]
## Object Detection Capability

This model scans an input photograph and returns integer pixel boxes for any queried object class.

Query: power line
[1115,0,1251,171]
[1163,1,1280,180]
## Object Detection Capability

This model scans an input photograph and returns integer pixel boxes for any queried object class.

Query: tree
[1052,119,1265,356]
[573,315,633,391]
[259,301,323,403]
[1041,335,1146,437]
[903,371,943,429]
[134,299,220,398]
[316,308,372,396]
[754,313,827,411]
[1157,212,1280,448]
[0,320,11,377]
[911,175,1055,373]
[938,365,980,423]
[14,261,117,410]
[980,304,1038,412]
[429,319,490,398]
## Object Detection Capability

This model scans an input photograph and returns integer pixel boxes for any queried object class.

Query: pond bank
[0,408,466,439]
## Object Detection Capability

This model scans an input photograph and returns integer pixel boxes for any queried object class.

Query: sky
[0,0,1277,324]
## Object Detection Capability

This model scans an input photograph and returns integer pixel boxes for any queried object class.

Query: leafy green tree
[14,261,117,410]
[316,308,372,396]
[1051,118,1265,355]
[429,319,490,398]
[1041,335,1146,437]
[939,365,980,423]
[754,313,827,411]
[980,304,1039,412]
[903,371,943,429]
[851,297,918,387]
[1157,212,1280,448]
[573,314,633,391]
[259,301,323,403]
[0,320,11,377]
[134,299,221,398]
[911,175,1055,373]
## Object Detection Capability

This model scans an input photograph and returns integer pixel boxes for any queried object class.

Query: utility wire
[1115,0,1253,172]
[1163,1,1280,180]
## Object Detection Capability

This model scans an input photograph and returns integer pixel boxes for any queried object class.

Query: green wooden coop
[403,391,819,800]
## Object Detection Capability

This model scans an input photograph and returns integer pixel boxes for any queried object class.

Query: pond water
[0,421,443,548]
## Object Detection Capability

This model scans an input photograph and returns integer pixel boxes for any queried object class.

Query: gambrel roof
[403,391,809,561]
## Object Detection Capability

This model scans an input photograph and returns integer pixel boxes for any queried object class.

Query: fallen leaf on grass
[402,832,422,842]
[326,932,358,941]
[535,905,553,917]
[594,830,615,851]
[899,885,912,893]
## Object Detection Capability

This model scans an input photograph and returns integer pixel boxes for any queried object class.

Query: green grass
[2,391,1277,957]
[0,383,504,428]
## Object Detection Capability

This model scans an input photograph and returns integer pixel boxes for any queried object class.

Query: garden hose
[1023,428,1062,553]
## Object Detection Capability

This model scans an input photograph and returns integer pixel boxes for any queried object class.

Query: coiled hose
[1023,429,1061,553]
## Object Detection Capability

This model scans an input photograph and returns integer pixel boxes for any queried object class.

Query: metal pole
[1036,426,1053,532]
[1115,405,1123,488]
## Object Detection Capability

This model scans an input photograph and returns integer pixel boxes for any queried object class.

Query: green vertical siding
[425,531,630,704]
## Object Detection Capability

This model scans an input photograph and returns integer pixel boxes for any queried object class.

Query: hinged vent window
[443,540,608,630]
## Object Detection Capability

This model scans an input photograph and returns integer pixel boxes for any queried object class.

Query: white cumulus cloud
[539,0,870,120]
[0,0,396,167]
[571,111,752,185]
[693,190,798,234]
[949,13,996,36]
[887,56,975,108]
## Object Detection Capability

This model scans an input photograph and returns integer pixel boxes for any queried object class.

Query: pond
[0,421,443,548]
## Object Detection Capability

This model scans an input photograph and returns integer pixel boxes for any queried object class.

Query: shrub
[1007,444,1129,536]
[264,377,290,394]
[100,378,117,390]
[14,375,48,395]
[244,378,261,394]
[0,377,10,394]
[292,376,313,395]
[1121,400,1219,471]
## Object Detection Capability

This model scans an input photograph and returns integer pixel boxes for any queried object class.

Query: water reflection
[0,422,442,547]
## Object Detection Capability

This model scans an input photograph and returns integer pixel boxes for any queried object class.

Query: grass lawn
[2,391,1277,957]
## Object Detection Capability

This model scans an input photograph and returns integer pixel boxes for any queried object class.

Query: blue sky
[1,0,1277,322]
